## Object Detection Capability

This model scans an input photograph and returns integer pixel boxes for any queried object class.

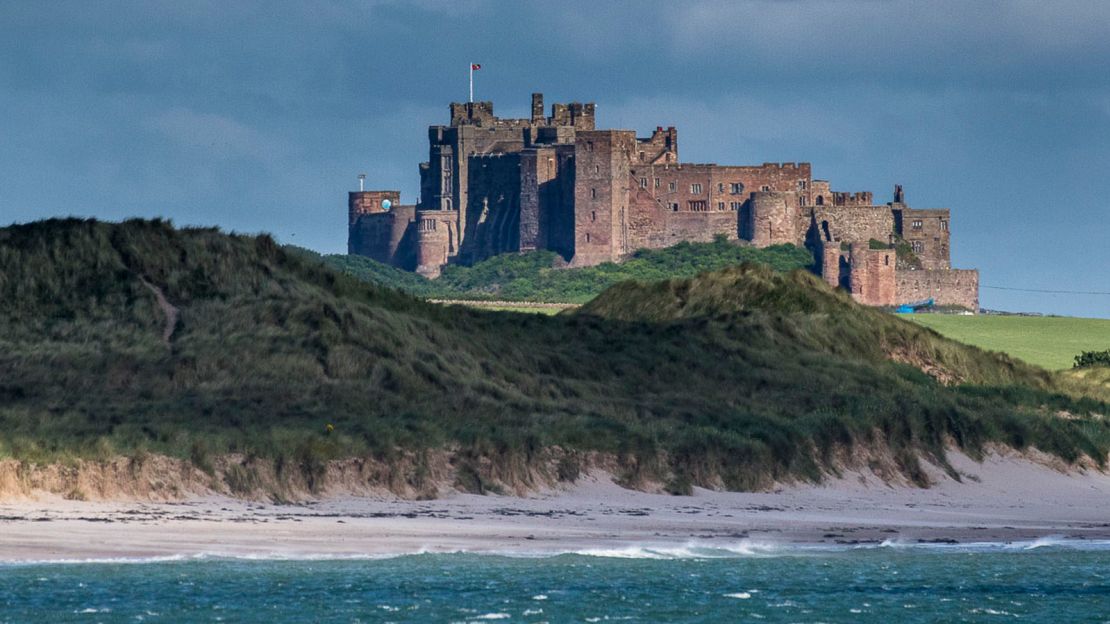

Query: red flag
[471,63,481,70]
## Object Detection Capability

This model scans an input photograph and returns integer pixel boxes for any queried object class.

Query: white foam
[723,592,751,599]
[5,536,1110,565]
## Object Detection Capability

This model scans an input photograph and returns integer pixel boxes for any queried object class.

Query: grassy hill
[900,314,1110,371]
[0,219,1107,499]
[309,237,815,304]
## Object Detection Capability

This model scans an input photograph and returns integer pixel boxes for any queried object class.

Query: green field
[901,314,1110,370]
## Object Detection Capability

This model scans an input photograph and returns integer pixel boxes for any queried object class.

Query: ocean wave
[5,536,1110,565]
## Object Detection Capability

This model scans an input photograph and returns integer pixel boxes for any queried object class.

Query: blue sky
[1,0,1108,317]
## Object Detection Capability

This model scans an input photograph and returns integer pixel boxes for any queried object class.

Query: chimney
[531,93,544,124]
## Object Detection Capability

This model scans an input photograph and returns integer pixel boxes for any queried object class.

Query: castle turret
[414,217,449,278]
[848,243,896,306]
[744,191,795,247]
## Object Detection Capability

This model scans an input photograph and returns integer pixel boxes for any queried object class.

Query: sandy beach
[1,450,1108,562]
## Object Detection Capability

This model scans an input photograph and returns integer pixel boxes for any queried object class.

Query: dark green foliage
[1075,350,1110,368]
[313,235,815,303]
[0,219,1107,493]
[892,235,923,270]
[868,238,889,250]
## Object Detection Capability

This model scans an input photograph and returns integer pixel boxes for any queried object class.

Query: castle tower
[414,217,449,278]
[848,244,896,306]
[570,129,635,266]
[744,191,795,247]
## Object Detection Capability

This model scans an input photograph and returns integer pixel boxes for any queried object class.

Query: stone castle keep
[348,93,979,310]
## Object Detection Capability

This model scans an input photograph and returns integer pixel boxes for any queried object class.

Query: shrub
[1075,350,1110,368]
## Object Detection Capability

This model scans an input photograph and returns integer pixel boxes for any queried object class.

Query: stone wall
[810,205,894,246]
[460,153,522,263]
[896,269,979,311]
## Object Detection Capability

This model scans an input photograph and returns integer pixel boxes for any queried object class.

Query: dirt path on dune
[139,277,179,343]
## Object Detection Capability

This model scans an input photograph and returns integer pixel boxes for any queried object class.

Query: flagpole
[469,63,473,103]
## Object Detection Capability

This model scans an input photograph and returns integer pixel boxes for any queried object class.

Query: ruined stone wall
[894,207,951,270]
[896,269,979,311]
[849,245,897,306]
[347,205,416,265]
[634,127,678,164]
[810,205,894,246]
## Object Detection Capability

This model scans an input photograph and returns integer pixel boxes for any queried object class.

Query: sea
[2,538,1109,623]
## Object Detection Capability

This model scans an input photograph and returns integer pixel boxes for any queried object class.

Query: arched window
[816,195,824,206]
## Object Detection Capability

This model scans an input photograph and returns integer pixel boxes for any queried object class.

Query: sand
[2,450,1109,562]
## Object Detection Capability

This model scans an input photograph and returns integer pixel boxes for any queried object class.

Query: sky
[1,0,1108,317]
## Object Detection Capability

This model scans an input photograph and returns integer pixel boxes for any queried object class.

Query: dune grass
[901,314,1110,370]
[310,236,815,304]
[0,219,1107,495]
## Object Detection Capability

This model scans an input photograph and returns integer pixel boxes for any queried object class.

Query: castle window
[591,210,596,222]
[717,202,725,211]
[912,220,923,230]
[718,183,724,193]
[816,195,824,206]
[729,201,740,211]
[586,141,593,152]
[730,183,743,194]
[941,220,948,232]
[654,178,660,188]
[912,241,924,253]
[594,164,600,173]
[640,177,648,189]
[884,255,889,266]
[671,203,679,212]
[585,232,591,243]
[761,185,770,192]
[639,151,645,161]
[668,181,676,192]
[691,183,703,194]
[688,200,707,211]
[590,188,597,199]
[800,196,807,207]
[798,180,808,190]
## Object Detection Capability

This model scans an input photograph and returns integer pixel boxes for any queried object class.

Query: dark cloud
[1,0,1107,316]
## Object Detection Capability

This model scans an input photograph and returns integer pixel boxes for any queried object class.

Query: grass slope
[313,237,815,304]
[1,219,1107,497]
[901,314,1110,371]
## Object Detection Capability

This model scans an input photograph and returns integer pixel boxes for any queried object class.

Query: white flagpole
[469,64,473,103]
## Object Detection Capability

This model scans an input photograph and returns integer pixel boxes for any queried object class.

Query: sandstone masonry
[348,93,979,311]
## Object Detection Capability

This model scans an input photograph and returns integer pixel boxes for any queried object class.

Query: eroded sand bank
[1,451,1108,562]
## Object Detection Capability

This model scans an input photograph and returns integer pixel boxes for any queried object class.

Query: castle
[348,93,979,311]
